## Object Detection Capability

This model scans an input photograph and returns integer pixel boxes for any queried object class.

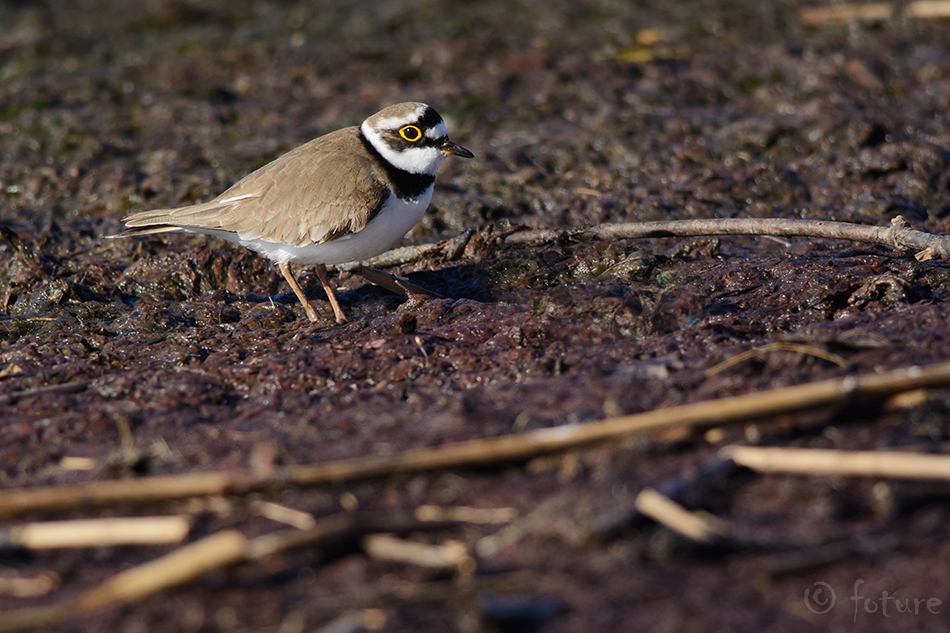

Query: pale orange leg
[315,264,347,324]
[278,262,319,323]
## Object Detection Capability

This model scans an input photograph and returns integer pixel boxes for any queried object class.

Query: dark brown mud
[4,1,950,631]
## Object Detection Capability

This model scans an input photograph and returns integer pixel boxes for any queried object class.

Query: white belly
[198,186,433,266]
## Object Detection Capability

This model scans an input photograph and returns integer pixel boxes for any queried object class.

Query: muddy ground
[4,0,950,631]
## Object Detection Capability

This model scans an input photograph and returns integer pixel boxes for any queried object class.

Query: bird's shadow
[341,263,493,310]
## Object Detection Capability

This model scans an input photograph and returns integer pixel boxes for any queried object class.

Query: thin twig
[339,243,443,272]
[339,229,474,273]
[0,382,87,406]
[476,495,583,557]
[0,363,947,519]
[704,342,848,377]
[446,228,475,260]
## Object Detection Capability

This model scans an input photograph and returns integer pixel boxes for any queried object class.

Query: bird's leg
[278,262,319,323]
[315,264,348,324]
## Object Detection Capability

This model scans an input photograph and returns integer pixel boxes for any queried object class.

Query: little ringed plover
[111,102,473,323]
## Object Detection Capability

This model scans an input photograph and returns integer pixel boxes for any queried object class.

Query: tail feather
[109,201,233,239]
[107,206,184,239]
[107,224,184,239]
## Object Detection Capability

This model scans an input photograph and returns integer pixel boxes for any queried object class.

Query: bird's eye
[398,125,423,142]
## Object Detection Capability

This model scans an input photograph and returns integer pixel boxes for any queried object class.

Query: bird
[111,102,473,324]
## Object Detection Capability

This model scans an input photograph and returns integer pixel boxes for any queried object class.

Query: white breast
[198,184,434,266]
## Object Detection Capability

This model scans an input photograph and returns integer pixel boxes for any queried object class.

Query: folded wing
[117,127,390,248]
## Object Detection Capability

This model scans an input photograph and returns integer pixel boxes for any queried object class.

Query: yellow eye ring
[399,125,423,142]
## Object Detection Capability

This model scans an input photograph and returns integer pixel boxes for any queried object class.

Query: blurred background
[6,0,949,244]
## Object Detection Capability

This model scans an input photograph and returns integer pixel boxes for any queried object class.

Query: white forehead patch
[425,121,448,140]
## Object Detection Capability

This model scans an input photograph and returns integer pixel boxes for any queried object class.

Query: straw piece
[363,534,471,570]
[0,516,190,550]
[724,446,950,480]
[799,3,893,26]
[0,573,59,598]
[634,488,731,543]
[906,1,950,18]
[250,500,317,530]
[414,505,518,524]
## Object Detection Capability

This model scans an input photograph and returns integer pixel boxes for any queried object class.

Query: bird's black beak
[441,139,474,159]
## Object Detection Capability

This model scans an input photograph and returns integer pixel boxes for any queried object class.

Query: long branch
[347,217,950,271]
[506,216,950,259]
